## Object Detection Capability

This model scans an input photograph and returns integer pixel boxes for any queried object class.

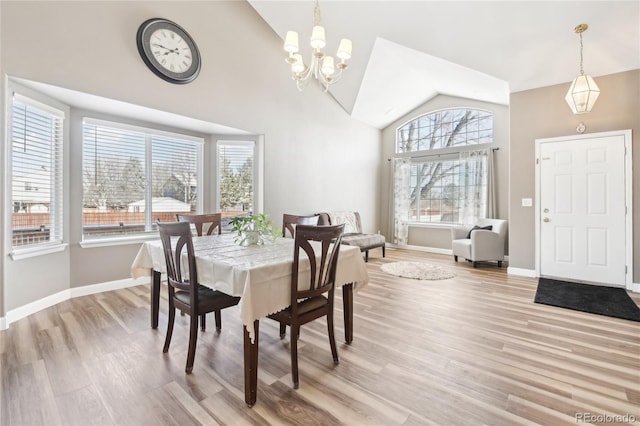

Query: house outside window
[82,118,202,239]
[10,94,65,249]
[392,108,494,243]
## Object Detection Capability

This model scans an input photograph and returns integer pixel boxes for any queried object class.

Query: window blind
[82,119,200,238]
[11,97,64,247]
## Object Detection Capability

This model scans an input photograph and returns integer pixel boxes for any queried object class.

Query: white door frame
[534,129,634,291]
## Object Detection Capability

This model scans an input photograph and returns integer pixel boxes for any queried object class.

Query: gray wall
[0,1,381,315]
[509,69,639,280]
[379,95,510,250]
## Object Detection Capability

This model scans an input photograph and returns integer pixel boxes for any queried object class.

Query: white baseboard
[388,244,511,263]
[399,244,452,256]
[70,276,148,298]
[1,276,149,330]
[507,267,537,278]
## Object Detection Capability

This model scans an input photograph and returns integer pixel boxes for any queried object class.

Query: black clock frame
[136,18,201,84]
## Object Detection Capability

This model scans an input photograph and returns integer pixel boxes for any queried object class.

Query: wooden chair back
[282,214,319,238]
[176,213,222,236]
[291,224,344,305]
[157,221,198,307]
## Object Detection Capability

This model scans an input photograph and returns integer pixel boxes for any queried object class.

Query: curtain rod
[387,147,499,162]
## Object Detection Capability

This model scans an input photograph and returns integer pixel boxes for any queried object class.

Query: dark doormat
[534,278,640,322]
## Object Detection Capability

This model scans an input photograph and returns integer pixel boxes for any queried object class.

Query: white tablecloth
[131,233,369,341]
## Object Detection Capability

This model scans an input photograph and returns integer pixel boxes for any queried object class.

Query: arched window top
[396,108,493,154]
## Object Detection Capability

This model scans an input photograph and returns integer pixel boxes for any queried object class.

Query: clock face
[137,18,201,84]
[150,28,193,73]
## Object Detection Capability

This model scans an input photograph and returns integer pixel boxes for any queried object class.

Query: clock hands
[152,43,180,55]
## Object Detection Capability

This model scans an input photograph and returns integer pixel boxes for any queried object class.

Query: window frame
[80,117,204,245]
[394,107,494,227]
[6,84,69,260]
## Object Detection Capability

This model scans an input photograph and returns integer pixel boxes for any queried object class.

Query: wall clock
[136,18,201,84]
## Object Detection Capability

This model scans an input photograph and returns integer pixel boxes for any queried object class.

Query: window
[397,108,493,153]
[82,119,202,239]
[217,140,256,229]
[393,108,493,229]
[10,94,65,248]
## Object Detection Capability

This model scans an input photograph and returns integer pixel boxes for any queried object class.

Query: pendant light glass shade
[565,74,600,114]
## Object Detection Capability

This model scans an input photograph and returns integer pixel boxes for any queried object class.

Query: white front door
[538,133,628,286]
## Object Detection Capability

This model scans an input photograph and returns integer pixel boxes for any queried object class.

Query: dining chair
[176,213,222,236]
[282,213,319,238]
[268,223,345,389]
[157,221,240,374]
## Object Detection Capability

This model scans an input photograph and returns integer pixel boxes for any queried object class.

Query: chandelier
[283,0,352,92]
[565,23,600,114]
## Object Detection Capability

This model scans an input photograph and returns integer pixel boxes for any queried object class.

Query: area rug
[534,278,640,322]
[380,261,455,280]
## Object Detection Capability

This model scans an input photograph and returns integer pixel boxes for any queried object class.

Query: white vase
[242,230,260,245]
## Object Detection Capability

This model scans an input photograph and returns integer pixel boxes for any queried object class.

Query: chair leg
[454,255,458,262]
[382,245,385,258]
[185,314,199,374]
[214,310,222,331]
[497,261,503,267]
[291,324,300,389]
[279,323,286,339]
[364,250,369,262]
[327,311,339,365]
[163,306,176,353]
[201,314,206,331]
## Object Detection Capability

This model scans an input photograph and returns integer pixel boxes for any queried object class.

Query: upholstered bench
[317,212,385,262]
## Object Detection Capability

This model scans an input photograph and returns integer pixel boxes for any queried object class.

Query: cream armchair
[451,218,508,268]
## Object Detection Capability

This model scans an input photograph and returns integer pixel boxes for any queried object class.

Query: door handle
[543,217,550,222]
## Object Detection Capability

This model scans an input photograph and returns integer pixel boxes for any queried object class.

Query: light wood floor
[2,248,639,425]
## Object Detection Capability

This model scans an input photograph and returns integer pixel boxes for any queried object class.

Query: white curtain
[486,148,497,219]
[391,157,411,245]
[458,148,492,225]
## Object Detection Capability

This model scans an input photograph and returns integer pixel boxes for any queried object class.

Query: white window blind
[11,95,64,248]
[217,141,255,216]
[82,119,201,238]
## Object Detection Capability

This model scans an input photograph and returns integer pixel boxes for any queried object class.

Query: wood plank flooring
[2,248,639,425]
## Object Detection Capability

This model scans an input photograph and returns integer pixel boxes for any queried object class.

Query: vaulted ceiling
[248,1,640,129]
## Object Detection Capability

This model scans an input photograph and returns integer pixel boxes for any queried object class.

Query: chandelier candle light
[284,0,352,92]
[565,23,600,114]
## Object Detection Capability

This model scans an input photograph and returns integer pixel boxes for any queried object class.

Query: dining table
[130,232,369,406]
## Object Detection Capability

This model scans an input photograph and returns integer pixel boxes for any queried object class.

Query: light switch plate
[522,198,533,207]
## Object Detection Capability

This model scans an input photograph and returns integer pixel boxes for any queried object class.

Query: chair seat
[342,233,386,251]
[269,295,328,323]
[175,285,240,311]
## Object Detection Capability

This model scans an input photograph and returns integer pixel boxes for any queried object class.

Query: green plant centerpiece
[229,213,280,246]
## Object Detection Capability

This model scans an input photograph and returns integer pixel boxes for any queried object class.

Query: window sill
[79,233,159,249]
[10,243,68,260]
[408,222,460,230]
